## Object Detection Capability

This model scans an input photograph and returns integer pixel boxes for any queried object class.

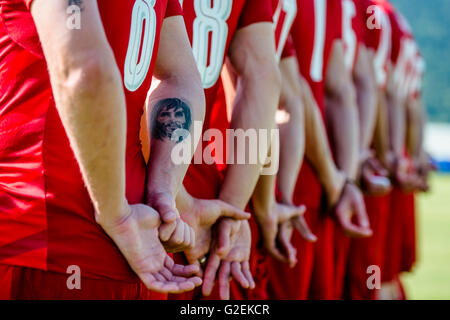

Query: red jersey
[291,0,343,114]
[0,0,182,281]
[358,0,392,88]
[180,0,273,199]
[181,0,273,124]
[272,0,298,60]
[341,0,364,71]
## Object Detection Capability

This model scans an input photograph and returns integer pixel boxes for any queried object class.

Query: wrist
[325,170,346,206]
[95,197,131,230]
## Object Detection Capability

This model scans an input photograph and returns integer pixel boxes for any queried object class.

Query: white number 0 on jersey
[310,0,326,82]
[192,0,232,89]
[124,0,157,92]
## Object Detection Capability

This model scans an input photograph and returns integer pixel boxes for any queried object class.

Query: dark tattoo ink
[68,0,83,10]
[151,98,192,143]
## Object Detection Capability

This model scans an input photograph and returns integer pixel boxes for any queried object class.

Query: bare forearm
[354,50,377,152]
[406,96,425,158]
[373,90,391,163]
[325,86,360,180]
[146,77,204,197]
[219,79,280,209]
[303,81,344,205]
[252,173,276,219]
[219,23,281,210]
[277,58,305,204]
[386,91,407,157]
[32,0,129,221]
[146,17,205,198]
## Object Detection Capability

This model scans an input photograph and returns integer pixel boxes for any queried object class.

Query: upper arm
[325,40,354,99]
[228,22,280,83]
[31,0,114,71]
[153,16,200,85]
[354,44,375,87]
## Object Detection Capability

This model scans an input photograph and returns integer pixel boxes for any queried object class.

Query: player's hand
[202,220,255,300]
[147,192,195,253]
[255,202,307,267]
[179,198,251,273]
[414,153,437,192]
[97,204,202,293]
[360,156,392,196]
[333,182,372,238]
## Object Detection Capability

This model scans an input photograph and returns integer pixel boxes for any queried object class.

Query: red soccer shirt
[272,0,298,60]
[0,0,182,281]
[341,0,365,71]
[291,0,342,114]
[180,0,273,199]
[358,0,392,88]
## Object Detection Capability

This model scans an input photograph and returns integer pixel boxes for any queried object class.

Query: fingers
[242,261,255,289]
[263,232,288,263]
[278,204,306,223]
[166,257,200,276]
[292,216,317,242]
[231,261,249,289]
[218,261,231,300]
[139,258,202,294]
[216,220,234,257]
[151,193,178,224]
[202,253,221,296]
[217,201,251,221]
[159,221,177,242]
[278,224,297,268]
[160,219,195,252]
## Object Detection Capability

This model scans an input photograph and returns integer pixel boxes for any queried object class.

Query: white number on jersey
[342,0,357,70]
[192,0,233,89]
[273,0,298,61]
[310,0,327,82]
[370,5,391,86]
[124,0,157,92]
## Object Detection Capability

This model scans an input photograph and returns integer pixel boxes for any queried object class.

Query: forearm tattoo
[68,0,83,10]
[151,98,192,143]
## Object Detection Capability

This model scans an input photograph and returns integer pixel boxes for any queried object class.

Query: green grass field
[402,174,450,300]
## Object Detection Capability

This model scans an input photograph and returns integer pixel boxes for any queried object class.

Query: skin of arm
[219,22,282,210]
[353,45,378,153]
[385,62,407,159]
[301,77,346,206]
[145,17,206,252]
[276,57,306,203]
[202,22,282,300]
[325,41,360,180]
[354,46,391,195]
[30,0,201,292]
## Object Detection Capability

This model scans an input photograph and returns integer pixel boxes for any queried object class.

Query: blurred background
[392,0,450,300]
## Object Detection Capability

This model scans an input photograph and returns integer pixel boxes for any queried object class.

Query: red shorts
[266,161,322,300]
[266,210,317,300]
[383,188,410,282]
[334,221,351,299]
[0,264,166,300]
[400,193,416,273]
[345,193,391,300]
[308,214,335,300]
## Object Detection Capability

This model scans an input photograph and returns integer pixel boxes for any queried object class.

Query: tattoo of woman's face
[151,98,192,143]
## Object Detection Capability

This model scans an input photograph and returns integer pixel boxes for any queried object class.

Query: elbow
[242,61,282,113]
[59,53,120,100]
[326,80,357,110]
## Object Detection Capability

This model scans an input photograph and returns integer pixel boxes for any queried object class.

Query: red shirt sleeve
[238,0,274,29]
[165,0,183,18]
[281,36,296,59]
